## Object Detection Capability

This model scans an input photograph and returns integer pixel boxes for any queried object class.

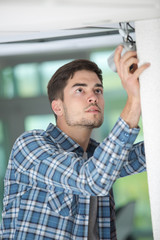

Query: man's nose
[87,93,98,103]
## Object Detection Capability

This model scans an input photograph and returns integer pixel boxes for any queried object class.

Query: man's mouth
[85,105,101,113]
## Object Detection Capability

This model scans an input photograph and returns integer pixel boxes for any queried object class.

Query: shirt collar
[45,123,98,154]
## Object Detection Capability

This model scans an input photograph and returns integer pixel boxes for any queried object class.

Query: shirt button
[124,132,129,137]
[121,138,125,143]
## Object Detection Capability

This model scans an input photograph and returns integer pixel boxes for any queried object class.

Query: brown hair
[47,59,103,103]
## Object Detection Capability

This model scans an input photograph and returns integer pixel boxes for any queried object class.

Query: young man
[0,46,150,239]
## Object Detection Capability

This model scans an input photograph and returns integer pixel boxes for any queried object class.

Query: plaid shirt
[0,117,146,240]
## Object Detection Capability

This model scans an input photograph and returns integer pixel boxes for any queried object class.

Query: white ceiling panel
[0,0,160,42]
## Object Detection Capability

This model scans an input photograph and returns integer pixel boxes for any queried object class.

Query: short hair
[47,59,103,103]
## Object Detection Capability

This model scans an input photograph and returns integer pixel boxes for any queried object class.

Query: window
[0,68,14,98]
[0,59,72,99]
[0,120,7,221]
[14,63,40,97]
[25,114,56,131]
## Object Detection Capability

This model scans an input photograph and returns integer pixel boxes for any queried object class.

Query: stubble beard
[63,105,104,129]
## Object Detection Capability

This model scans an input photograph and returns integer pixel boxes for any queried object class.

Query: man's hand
[114,45,150,128]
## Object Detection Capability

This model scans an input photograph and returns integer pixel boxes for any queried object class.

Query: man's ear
[51,99,63,117]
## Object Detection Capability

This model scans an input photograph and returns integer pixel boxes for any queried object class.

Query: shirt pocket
[47,191,78,217]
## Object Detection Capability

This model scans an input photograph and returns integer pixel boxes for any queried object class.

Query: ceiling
[0,0,160,66]
[0,0,160,43]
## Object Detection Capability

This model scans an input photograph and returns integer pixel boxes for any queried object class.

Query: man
[0,46,150,239]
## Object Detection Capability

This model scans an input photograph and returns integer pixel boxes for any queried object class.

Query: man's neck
[57,121,92,151]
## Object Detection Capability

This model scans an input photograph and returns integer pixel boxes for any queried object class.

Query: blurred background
[1,1,158,237]
[0,32,153,239]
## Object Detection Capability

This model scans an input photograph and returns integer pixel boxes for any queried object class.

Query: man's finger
[133,63,151,79]
[121,51,137,63]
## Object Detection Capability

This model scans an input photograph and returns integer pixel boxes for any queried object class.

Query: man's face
[61,70,105,129]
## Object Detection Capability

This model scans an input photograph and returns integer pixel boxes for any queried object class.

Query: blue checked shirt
[0,117,146,240]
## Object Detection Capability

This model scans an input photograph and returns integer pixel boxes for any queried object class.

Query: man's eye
[95,89,103,94]
[76,88,83,93]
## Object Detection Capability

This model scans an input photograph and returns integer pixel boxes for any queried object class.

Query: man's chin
[83,120,103,129]
[65,116,104,129]
[93,121,103,128]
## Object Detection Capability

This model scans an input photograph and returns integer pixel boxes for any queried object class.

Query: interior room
[1,1,160,239]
